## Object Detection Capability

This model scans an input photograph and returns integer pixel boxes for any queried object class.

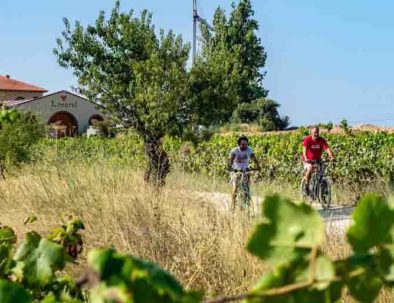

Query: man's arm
[326,148,335,161]
[250,154,261,170]
[302,146,308,162]
[322,139,335,161]
[228,153,235,170]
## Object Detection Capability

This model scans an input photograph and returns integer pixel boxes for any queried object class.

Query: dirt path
[195,191,353,235]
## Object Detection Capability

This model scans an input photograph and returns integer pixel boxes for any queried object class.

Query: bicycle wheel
[300,178,308,202]
[235,178,251,210]
[318,178,331,210]
[243,182,251,209]
[311,173,320,201]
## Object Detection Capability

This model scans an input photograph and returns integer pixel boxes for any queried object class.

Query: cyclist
[228,136,261,209]
[302,126,335,194]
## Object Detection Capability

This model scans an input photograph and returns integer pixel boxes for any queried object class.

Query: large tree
[54,1,190,186]
[189,0,269,126]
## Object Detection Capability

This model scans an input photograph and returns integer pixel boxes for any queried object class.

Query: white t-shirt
[230,147,254,170]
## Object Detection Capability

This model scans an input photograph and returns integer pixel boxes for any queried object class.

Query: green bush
[0,110,45,167]
[232,99,289,131]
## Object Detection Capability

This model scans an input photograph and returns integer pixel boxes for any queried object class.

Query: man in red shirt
[302,126,335,192]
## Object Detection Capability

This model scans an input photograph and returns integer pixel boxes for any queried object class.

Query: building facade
[6,90,104,136]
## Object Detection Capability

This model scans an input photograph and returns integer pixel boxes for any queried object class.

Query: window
[15,96,25,101]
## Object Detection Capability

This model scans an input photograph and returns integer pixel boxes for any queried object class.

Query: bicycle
[301,160,332,210]
[231,168,259,211]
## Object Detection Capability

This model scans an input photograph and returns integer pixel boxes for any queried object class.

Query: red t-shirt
[302,136,328,161]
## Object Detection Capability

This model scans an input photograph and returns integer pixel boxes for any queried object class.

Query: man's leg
[303,163,313,193]
[231,173,239,210]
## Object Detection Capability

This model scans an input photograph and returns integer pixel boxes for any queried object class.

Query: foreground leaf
[0,226,16,246]
[0,279,31,303]
[0,227,17,277]
[377,247,394,284]
[336,255,383,303]
[13,232,66,288]
[347,193,394,253]
[246,256,340,303]
[88,249,202,303]
[247,195,324,266]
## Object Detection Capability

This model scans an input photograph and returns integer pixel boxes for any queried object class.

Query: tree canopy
[54,1,190,142]
[189,0,274,127]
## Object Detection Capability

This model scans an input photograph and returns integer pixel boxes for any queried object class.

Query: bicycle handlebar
[305,160,334,165]
[230,168,260,173]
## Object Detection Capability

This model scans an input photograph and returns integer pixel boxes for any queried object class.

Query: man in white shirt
[228,136,261,209]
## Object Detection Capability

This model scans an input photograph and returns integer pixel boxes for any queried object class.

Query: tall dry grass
[0,162,392,302]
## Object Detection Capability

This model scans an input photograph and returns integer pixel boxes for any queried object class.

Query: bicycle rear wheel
[318,179,331,210]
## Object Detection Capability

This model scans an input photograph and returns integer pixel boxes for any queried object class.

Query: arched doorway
[48,111,78,138]
[88,114,104,126]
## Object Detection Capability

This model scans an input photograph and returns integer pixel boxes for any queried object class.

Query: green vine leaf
[0,226,17,246]
[377,247,394,284]
[314,255,336,291]
[13,232,67,288]
[23,216,38,226]
[0,279,32,303]
[247,195,324,267]
[0,227,17,277]
[347,193,394,253]
[246,256,339,303]
[347,268,382,303]
[88,248,202,303]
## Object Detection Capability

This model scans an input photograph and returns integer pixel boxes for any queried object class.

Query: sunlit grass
[0,162,391,302]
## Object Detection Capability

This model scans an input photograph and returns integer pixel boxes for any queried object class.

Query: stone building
[1,76,104,136]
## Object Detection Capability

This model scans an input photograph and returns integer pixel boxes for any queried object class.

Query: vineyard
[31,130,394,190]
[0,193,393,302]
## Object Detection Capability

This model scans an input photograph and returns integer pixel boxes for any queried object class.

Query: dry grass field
[0,162,392,302]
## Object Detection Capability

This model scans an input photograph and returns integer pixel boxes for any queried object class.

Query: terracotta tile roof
[0,75,47,92]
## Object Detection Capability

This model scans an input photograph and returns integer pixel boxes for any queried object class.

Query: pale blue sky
[1,0,393,126]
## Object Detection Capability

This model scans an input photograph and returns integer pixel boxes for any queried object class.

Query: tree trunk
[143,140,170,187]
[0,161,5,181]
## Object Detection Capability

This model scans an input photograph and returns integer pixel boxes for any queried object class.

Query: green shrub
[0,110,45,167]
[232,99,289,131]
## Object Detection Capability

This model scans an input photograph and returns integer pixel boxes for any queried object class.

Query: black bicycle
[301,160,332,210]
[231,168,259,211]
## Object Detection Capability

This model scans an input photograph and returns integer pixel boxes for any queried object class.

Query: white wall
[15,91,104,134]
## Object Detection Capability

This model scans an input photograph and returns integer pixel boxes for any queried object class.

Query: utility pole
[193,0,198,61]
[192,0,213,61]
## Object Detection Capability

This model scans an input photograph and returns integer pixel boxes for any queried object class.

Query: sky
[0,0,393,126]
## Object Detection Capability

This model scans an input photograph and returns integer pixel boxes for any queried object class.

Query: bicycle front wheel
[300,178,308,202]
[318,179,331,210]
